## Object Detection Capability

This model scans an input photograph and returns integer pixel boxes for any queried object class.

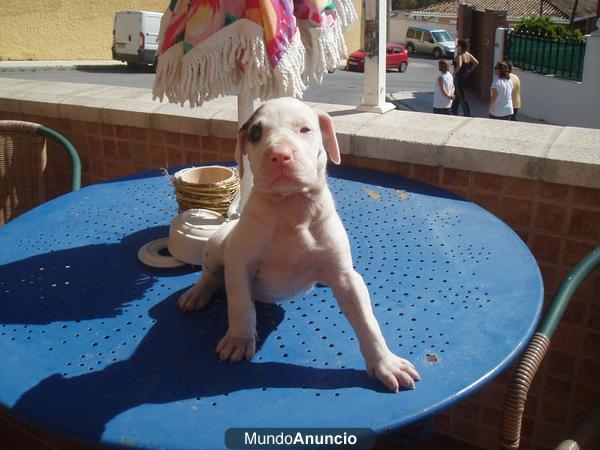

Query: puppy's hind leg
[178,239,224,312]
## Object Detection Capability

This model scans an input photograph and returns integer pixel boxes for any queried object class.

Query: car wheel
[399,61,408,73]
[406,43,415,54]
[433,48,442,59]
[327,68,336,73]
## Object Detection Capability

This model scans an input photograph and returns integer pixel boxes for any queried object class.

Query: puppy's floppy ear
[235,105,264,178]
[317,111,341,165]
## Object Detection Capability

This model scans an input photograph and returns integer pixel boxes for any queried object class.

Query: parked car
[345,43,409,72]
[112,10,162,68]
[405,25,455,59]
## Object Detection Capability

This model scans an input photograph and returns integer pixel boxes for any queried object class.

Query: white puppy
[178,98,420,392]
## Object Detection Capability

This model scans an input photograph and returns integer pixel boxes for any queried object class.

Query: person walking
[488,60,513,120]
[433,59,455,115]
[451,39,479,117]
[507,62,521,121]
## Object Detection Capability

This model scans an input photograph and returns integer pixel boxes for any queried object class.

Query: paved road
[0,56,439,108]
[3,56,543,121]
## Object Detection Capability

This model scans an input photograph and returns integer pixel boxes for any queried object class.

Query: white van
[112,11,162,67]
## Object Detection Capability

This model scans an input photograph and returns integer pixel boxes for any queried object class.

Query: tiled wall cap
[1,79,599,189]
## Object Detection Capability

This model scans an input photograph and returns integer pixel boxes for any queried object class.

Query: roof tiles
[412,0,570,21]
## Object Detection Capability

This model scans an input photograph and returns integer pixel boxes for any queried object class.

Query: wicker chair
[0,120,81,226]
[500,247,600,450]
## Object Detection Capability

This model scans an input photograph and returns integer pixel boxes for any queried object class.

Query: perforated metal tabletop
[0,165,543,449]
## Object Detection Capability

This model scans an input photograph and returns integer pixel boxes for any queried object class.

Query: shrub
[514,16,586,42]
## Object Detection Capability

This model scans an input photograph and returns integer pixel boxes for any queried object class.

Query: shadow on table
[2,167,462,442]
[0,226,194,325]
[12,291,383,442]
[1,223,385,442]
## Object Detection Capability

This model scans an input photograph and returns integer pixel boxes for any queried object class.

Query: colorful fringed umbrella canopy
[152,0,357,108]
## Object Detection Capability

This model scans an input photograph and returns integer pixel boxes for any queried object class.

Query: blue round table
[0,165,543,449]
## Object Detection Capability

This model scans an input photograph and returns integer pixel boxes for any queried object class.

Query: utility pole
[570,0,580,24]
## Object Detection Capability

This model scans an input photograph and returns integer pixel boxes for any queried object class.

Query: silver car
[405,26,455,59]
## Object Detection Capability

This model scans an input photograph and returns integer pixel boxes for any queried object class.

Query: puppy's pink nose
[267,146,293,166]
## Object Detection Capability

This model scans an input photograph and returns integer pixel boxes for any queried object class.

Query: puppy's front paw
[216,330,256,362]
[178,285,211,311]
[368,353,421,392]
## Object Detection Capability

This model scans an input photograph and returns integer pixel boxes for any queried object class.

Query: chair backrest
[501,247,600,449]
[0,120,81,226]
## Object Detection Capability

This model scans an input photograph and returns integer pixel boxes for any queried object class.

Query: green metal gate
[507,31,586,81]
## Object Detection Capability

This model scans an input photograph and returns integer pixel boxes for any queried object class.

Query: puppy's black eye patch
[248,123,262,143]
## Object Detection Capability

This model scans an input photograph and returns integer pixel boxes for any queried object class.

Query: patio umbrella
[152,0,357,208]
[152,0,357,108]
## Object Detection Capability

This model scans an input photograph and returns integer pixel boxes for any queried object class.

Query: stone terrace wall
[0,80,599,450]
[0,112,237,198]
[348,156,600,450]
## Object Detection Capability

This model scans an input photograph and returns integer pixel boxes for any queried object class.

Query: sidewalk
[387,90,547,124]
[0,60,124,73]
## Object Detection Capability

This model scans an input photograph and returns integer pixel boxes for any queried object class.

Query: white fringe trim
[269,31,307,100]
[300,21,348,86]
[332,0,358,29]
[298,0,358,87]
[157,6,172,55]
[181,20,267,107]
[152,6,180,103]
[153,19,309,107]
[152,1,358,107]
[153,42,184,103]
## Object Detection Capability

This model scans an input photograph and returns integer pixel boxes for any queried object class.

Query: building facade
[0,0,362,61]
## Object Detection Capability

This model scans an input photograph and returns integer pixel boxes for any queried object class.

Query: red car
[346,43,409,73]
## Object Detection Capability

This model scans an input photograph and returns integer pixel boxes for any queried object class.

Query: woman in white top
[433,59,454,115]
[488,60,513,120]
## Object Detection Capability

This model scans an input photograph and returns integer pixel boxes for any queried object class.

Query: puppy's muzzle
[266,145,294,168]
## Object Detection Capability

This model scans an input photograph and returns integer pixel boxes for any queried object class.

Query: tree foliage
[392,0,445,10]
[514,17,585,42]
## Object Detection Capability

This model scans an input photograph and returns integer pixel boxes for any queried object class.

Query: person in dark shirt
[451,39,479,117]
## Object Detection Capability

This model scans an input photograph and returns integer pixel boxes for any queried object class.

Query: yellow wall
[0,0,363,61]
[0,0,167,60]
[344,0,364,53]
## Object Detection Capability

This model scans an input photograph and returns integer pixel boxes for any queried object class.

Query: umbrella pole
[237,94,256,212]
